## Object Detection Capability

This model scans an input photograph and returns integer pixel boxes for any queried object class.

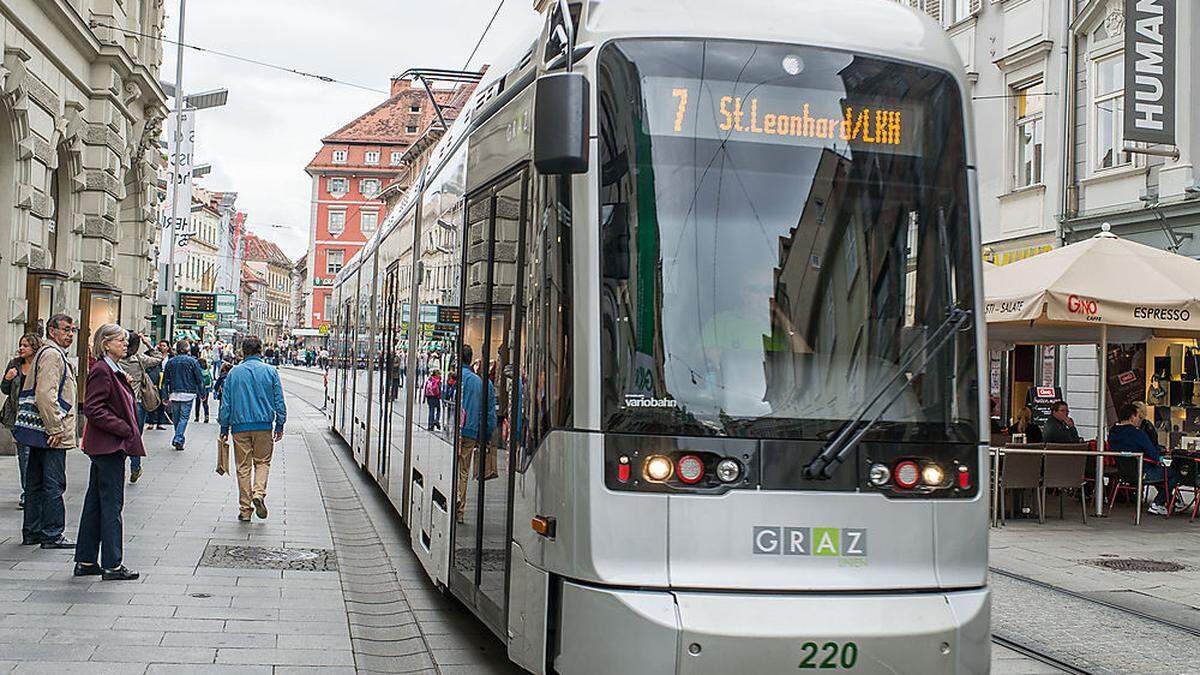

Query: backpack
[424,377,440,398]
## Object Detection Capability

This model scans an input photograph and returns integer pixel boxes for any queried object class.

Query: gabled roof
[242,233,292,267]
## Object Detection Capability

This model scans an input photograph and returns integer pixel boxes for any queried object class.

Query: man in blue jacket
[218,336,287,521]
[1109,402,1175,516]
[163,339,205,451]
[455,344,497,524]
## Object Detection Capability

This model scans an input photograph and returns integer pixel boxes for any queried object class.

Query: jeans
[22,446,66,543]
[194,392,209,421]
[14,442,29,504]
[426,396,440,429]
[129,405,147,472]
[1144,464,1177,507]
[169,399,194,447]
[74,452,126,569]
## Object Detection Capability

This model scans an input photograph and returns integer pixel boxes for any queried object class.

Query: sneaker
[252,497,268,519]
[1148,503,1169,516]
[40,537,75,549]
[16,501,23,510]
[130,468,142,484]
[238,513,252,522]
[172,442,183,451]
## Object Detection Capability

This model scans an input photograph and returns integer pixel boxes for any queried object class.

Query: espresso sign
[1124,0,1176,145]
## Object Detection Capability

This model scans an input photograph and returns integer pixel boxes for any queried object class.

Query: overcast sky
[163,0,541,260]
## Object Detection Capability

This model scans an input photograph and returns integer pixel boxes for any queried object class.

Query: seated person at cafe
[1133,401,1161,449]
[1043,401,1082,444]
[1109,403,1175,516]
[1011,406,1043,443]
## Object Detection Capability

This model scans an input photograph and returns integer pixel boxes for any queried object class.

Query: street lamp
[162,0,228,340]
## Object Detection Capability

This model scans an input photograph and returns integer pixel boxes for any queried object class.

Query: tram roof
[582,0,967,82]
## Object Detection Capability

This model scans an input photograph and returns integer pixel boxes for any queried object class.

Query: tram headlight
[922,463,946,487]
[715,458,742,483]
[868,463,891,487]
[644,455,674,482]
[782,54,805,76]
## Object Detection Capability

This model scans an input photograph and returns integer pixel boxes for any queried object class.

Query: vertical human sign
[160,110,197,255]
[1124,0,1176,146]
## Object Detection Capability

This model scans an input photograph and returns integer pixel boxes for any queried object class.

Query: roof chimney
[389,77,406,98]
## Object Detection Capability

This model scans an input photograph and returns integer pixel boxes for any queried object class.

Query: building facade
[0,0,167,365]
[242,233,292,344]
[303,78,464,330]
[913,0,1199,436]
[176,194,220,293]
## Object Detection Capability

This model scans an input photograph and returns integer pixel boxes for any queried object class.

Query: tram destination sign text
[644,77,925,156]
[177,292,217,313]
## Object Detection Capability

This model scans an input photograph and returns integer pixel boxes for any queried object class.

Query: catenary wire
[462,0,507,70]
[89,20,390,95]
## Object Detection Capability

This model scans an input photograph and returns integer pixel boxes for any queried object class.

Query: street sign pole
[164,0,187,341]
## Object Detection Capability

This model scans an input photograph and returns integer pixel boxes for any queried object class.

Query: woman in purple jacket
[73,323,145,580]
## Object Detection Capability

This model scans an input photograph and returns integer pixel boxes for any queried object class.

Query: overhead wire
[462,0,507,70]
[88,20,390,95]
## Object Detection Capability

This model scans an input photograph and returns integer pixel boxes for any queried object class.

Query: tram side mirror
[534,72,590,176]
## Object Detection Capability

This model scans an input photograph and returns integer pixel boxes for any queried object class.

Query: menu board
[1026,386,1062,426]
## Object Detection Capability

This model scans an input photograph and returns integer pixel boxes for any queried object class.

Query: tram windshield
[598,39,978,442]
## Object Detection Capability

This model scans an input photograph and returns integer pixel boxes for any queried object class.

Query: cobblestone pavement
[991,499,1200,673]
[0,370,518,674]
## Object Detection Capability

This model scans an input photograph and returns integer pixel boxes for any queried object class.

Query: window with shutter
[969,0,980,15]
[925,0,942,23]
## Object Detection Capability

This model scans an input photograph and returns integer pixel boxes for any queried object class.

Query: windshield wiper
[802,307,973,480]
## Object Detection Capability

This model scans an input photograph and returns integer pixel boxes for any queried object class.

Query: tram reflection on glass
[327,1,990,672]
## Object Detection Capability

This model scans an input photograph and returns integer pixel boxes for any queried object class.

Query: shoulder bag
[12,348,70,448]
[141,366,162,412]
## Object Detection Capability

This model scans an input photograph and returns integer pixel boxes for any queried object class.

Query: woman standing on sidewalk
[1,334,42,508]
[74,323,142,581]
[117,332,162,483]
[194,358,212,424]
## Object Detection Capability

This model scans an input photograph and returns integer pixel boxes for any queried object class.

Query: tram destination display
[642,76,925,156]
[176,292,217,313]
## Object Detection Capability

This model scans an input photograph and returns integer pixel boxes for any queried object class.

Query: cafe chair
[1169,457,1200,521]
[1000,452,1043,525]
[1042,452,1088,524]
[1108,455,1174,517]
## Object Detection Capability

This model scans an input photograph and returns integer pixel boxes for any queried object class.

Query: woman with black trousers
[74,323,144,580]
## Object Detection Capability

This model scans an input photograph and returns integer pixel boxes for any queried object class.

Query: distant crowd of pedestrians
[2,322,287,580]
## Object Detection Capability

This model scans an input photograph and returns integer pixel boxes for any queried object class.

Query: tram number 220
[798,641,858,669]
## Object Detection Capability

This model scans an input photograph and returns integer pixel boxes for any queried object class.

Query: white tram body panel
[327,0,991,673]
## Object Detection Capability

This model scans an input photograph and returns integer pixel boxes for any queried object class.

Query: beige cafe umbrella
[985,227,1200,515]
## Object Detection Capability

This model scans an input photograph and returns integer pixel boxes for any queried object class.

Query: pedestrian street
[0,377,516,674]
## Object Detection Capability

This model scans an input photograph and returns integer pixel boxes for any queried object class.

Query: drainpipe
[1059,0,1076,246]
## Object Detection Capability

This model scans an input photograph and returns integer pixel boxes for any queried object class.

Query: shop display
[1141,340,1200,453]
[1148,375,1168,405]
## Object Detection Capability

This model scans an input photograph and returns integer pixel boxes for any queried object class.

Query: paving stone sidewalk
[0,375,516,674]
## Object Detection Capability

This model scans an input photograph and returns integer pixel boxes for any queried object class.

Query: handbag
[12,348,70,448]
[141,369,162,412]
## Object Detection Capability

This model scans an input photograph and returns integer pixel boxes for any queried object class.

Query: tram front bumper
[555,581,990,675]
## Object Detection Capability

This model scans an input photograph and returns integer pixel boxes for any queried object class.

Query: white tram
[327,0,990,672]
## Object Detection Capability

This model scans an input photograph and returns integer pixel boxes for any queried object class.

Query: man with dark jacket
[218,336,286,521]
[1043,401,1083,444]
[1109,403,1174,516]
[163,339,204,451]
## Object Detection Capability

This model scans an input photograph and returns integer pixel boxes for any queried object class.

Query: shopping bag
[483,443,498,481]
[216,435,230,476]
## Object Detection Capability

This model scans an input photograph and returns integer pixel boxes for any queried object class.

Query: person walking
[148,340,172,430]
[455,344,496,524]
[74,324,142,580]
[116,332,162,483]
[1,334,43,508]
[162,339,204,451]
[213,362,232,401]
[218,336,287,521]
[424,369,442,430]
[193,358,212,423]
[17,314,77,548]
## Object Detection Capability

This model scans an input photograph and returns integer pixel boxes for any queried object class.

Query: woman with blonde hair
[1133,401,1161,449]
[73,323,143,580]
[1012,406,1043,443]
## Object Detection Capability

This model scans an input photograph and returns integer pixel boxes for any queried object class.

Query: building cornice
[992,39,1054,72]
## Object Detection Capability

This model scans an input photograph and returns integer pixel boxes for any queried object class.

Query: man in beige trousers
[217,336,286,521]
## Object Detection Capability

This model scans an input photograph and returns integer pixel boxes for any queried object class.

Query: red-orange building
[303,78,463,329]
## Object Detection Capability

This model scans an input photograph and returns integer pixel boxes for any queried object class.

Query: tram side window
[516,175,573,470]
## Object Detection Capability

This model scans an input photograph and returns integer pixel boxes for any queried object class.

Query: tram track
[991,635,1092,675]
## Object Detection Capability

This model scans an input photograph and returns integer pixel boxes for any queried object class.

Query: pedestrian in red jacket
[74,323,144,580]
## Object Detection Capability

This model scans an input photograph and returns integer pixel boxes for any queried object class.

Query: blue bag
[11,347,70,448]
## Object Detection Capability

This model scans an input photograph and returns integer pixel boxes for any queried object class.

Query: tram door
[375,263,400,489]
[451,169,528,632]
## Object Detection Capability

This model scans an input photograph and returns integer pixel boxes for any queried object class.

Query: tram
[327,0,990,672]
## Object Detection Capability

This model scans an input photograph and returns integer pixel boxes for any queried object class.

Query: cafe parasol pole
[1095,324,1107,516]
